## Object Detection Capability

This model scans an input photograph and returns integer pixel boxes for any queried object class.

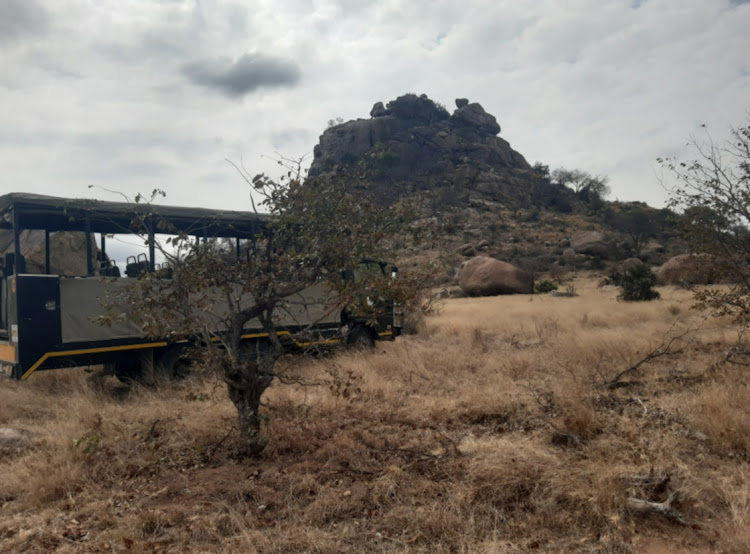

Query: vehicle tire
[113,356,143,383]
[155,346,192,380]
[348,326,375,349]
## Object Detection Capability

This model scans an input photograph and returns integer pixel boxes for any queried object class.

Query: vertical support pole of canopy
[85,216,93,276]
[44,230,50,274]
[12,205,21,276]
[148,221,155,273]
[235,237,240,261]
[100,234,106,260]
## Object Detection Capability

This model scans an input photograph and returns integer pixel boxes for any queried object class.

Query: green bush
[535,279,558,293]
[618,264,660,302]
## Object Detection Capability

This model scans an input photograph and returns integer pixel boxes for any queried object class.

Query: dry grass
[1,277,748,552]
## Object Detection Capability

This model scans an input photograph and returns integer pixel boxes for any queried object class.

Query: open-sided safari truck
[0,193,401,381]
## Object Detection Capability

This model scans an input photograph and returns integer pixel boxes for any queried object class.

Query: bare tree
[550,168,610,211]
[110,161,419,456]
[551,168,610,196]
[660,116,750,322]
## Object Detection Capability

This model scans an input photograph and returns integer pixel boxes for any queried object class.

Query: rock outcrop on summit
[310,94,534,207]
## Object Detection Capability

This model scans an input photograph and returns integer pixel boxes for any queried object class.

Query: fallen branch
[147,418,162,440]
[627,490,686,525]
[203,425,236,461]
[362,440,439,461]
[605,327,696,389]
[145,417,178,441]
[621,472,670,490]
[434,429,464,457]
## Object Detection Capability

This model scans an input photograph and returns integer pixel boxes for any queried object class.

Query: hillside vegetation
[1,279,749,552]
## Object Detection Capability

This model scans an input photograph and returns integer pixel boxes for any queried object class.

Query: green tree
[617,264,660,301]
[611,208,657,257]
[660,116,750,321]
[115,162,418,456]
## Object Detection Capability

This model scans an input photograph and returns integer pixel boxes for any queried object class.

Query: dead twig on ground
[627,490,686,525]
[203,425,236,461]
[361,432,463,462]
[434,429,464,457]
[605,326,696,389]
[145,417,179,441]
[362,440,439,461]
[620,471,670,491]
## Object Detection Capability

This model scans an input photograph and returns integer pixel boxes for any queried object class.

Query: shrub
[617,264,660,302]
[535,279,558,294]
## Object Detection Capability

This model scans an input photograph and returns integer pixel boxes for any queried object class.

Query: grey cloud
[0,0,48,44]
[74,129,222,160]
[181,53,301,98]
[270,128,314,149]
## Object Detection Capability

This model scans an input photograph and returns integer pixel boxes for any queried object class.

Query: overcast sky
[2,0,749,212]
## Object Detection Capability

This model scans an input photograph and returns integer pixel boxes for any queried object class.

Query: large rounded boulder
[458,256,533,296]
[569,230,612,258]
[657,254,716,285]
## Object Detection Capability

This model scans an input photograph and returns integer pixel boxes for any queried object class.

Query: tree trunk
[224,357,274,457]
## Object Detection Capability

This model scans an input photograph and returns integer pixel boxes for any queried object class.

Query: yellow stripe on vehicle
[210,331,292,343]
[21,341,168,380]
[378,331,393,337]
[293,338,341,347]
[241,331,293,339]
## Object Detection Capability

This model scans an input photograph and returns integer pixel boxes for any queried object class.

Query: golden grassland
[1,278,750,553]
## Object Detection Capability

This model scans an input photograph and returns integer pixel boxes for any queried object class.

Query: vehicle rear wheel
[348,326,375,349]
[156,346,192,380]
[113,356,143,383]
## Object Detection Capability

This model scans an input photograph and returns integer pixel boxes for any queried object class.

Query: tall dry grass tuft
[686,371,750,458]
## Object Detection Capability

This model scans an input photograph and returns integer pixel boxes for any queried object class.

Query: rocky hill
[309,94,683,289]
[310,94,545,210]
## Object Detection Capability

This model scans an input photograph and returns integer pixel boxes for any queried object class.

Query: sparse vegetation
[2,279,749,552]
[662,116,750,323]
[617,263,661,301]
[535,279,558,293]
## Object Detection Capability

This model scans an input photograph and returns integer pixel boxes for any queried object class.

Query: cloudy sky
[2,0,749,212]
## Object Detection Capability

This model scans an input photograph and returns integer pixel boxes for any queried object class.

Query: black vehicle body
[0,193,401,380]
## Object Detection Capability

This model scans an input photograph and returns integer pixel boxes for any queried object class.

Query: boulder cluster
[310,94,531,206]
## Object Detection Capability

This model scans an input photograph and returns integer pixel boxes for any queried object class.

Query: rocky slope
[309,94,682,287]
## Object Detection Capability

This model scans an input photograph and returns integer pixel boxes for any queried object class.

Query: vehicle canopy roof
[0,193,269,239]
